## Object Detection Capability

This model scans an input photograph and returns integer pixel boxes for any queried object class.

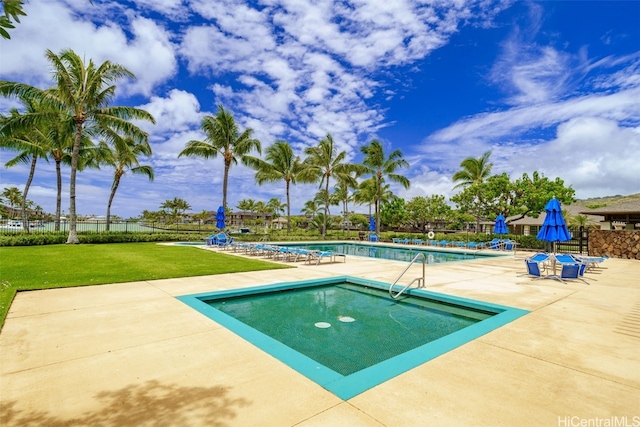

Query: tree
[0,98,50,230]
[1,186,21,218]
[302,134,361,237]
[98,131,153,230]
[160,198,190,224]
[301,199,320,218]
[360,139,410,234]
[266,197,286,219]
[0,49,155,243]
[452,151,493,189]
[244,140,308,233]
[236,199,256,212]
[405,195,453,232]
[451,171,575,228]
[180,104,261,211]
[0,0,26,39]
[380,197,406,230]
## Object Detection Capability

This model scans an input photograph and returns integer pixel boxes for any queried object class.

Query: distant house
[227,211,273,228]
[580,201,640,230]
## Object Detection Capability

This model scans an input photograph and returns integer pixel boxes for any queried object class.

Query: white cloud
[0,0,177,96]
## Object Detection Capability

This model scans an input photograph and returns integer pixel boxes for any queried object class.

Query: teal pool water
[178,276,528,399]
[285,242,500,263]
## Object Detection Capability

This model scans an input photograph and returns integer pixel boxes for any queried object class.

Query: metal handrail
[389,252,426,299]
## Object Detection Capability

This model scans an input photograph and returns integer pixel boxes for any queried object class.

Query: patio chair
[524,259,545,280]
[503,239,518,250]
[216,233,232,248]
[369,234,379,242]
[205,234,217,246]
[560,263,589,284]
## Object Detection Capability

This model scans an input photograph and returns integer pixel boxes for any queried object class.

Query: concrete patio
[1,246,639,426]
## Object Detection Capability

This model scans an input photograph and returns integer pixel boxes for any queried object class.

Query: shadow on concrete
[1,380,250,426]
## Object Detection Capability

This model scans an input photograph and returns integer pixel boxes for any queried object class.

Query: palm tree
[179,104,261,211]
[360,139,410,234]
[266,197,286,218]
[0,98,50,230]
[452,151,493,189]
[236,199,256,212]
[244,140,309,233]
[0,49,155,243]
[1,186,22,218]
[98,130,153,230]
[160,197,190,224]
[301,199,320,218]
[302,134,361,237]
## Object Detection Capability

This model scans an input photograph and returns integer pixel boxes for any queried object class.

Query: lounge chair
[306,250,346,265]
[489,239,503,250]
[205,234,217,246]
[369,234,379,242]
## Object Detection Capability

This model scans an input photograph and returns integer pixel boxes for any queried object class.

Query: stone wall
[588,230,640,260]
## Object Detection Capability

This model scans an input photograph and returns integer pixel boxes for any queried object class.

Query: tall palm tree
[1,186,22,218]
[301,199,320,218]
[0,49,155,243]
[179,104,261,211]
[302,134,361,237]
[360,139,410,234]
[244,140,309,233]
[266,197,286,219]
[452,150,493,189]
[0,98,50,230]
[98,130,153,230]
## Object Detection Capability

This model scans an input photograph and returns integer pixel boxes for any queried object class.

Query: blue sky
[1,0,639,218]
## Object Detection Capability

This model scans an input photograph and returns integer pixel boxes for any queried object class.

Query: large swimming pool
[284,242,503,264]
[178,276,528,399]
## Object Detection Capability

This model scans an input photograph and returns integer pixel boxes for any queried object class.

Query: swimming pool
[178,276,528,399]
[284,242,503,264]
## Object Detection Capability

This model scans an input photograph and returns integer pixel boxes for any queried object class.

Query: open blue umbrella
[536,198,571,244]
[216,205,226,230]
[494,214,508,235]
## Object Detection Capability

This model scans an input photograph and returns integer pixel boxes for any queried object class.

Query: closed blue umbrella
[216,206,226,230]
[369,215,375,232]
[536,198,571,244]
[494,214,508,235]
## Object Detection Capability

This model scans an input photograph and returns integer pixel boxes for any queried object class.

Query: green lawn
[0,243,291,328]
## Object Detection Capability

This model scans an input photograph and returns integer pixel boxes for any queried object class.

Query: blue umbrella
[216,205,226,230]
[369,215,376,232]
[494,214,508,235]
[536,198,571,244]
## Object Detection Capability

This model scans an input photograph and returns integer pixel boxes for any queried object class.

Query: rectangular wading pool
[177,276,528,400]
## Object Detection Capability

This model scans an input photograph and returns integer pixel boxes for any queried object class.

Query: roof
[580,201,640,215]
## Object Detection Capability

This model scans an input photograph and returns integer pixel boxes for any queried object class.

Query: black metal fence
[0,220,213,234]
[551,226,589,254]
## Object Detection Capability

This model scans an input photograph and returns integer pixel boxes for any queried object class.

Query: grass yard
[0,243,291,328]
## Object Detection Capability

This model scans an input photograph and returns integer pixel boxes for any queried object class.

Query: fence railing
[0,220,215,234]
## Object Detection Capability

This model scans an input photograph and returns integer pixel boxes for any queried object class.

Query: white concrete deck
[1,246,639,426]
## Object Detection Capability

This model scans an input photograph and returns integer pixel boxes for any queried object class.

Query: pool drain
[338,316,355,323]
[315,322,331,328]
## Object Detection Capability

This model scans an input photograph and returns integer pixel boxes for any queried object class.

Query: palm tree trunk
[222,159,230,211]
[106,175,121,232]
[21,155,38,233]
[55,159,62,231]
[323,179,329,238]
[66,121,83,244]
[285,179,291,234]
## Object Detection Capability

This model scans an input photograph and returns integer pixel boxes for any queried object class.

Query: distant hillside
[572,193,640,210]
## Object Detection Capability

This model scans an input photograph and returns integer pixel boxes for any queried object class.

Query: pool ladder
[389,252,426,299]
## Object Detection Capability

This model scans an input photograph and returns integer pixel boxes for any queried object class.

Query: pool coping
[177,275,529,400]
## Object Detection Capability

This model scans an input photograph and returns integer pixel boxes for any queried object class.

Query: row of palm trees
[180,105,412,236]
[0,49,155,242]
